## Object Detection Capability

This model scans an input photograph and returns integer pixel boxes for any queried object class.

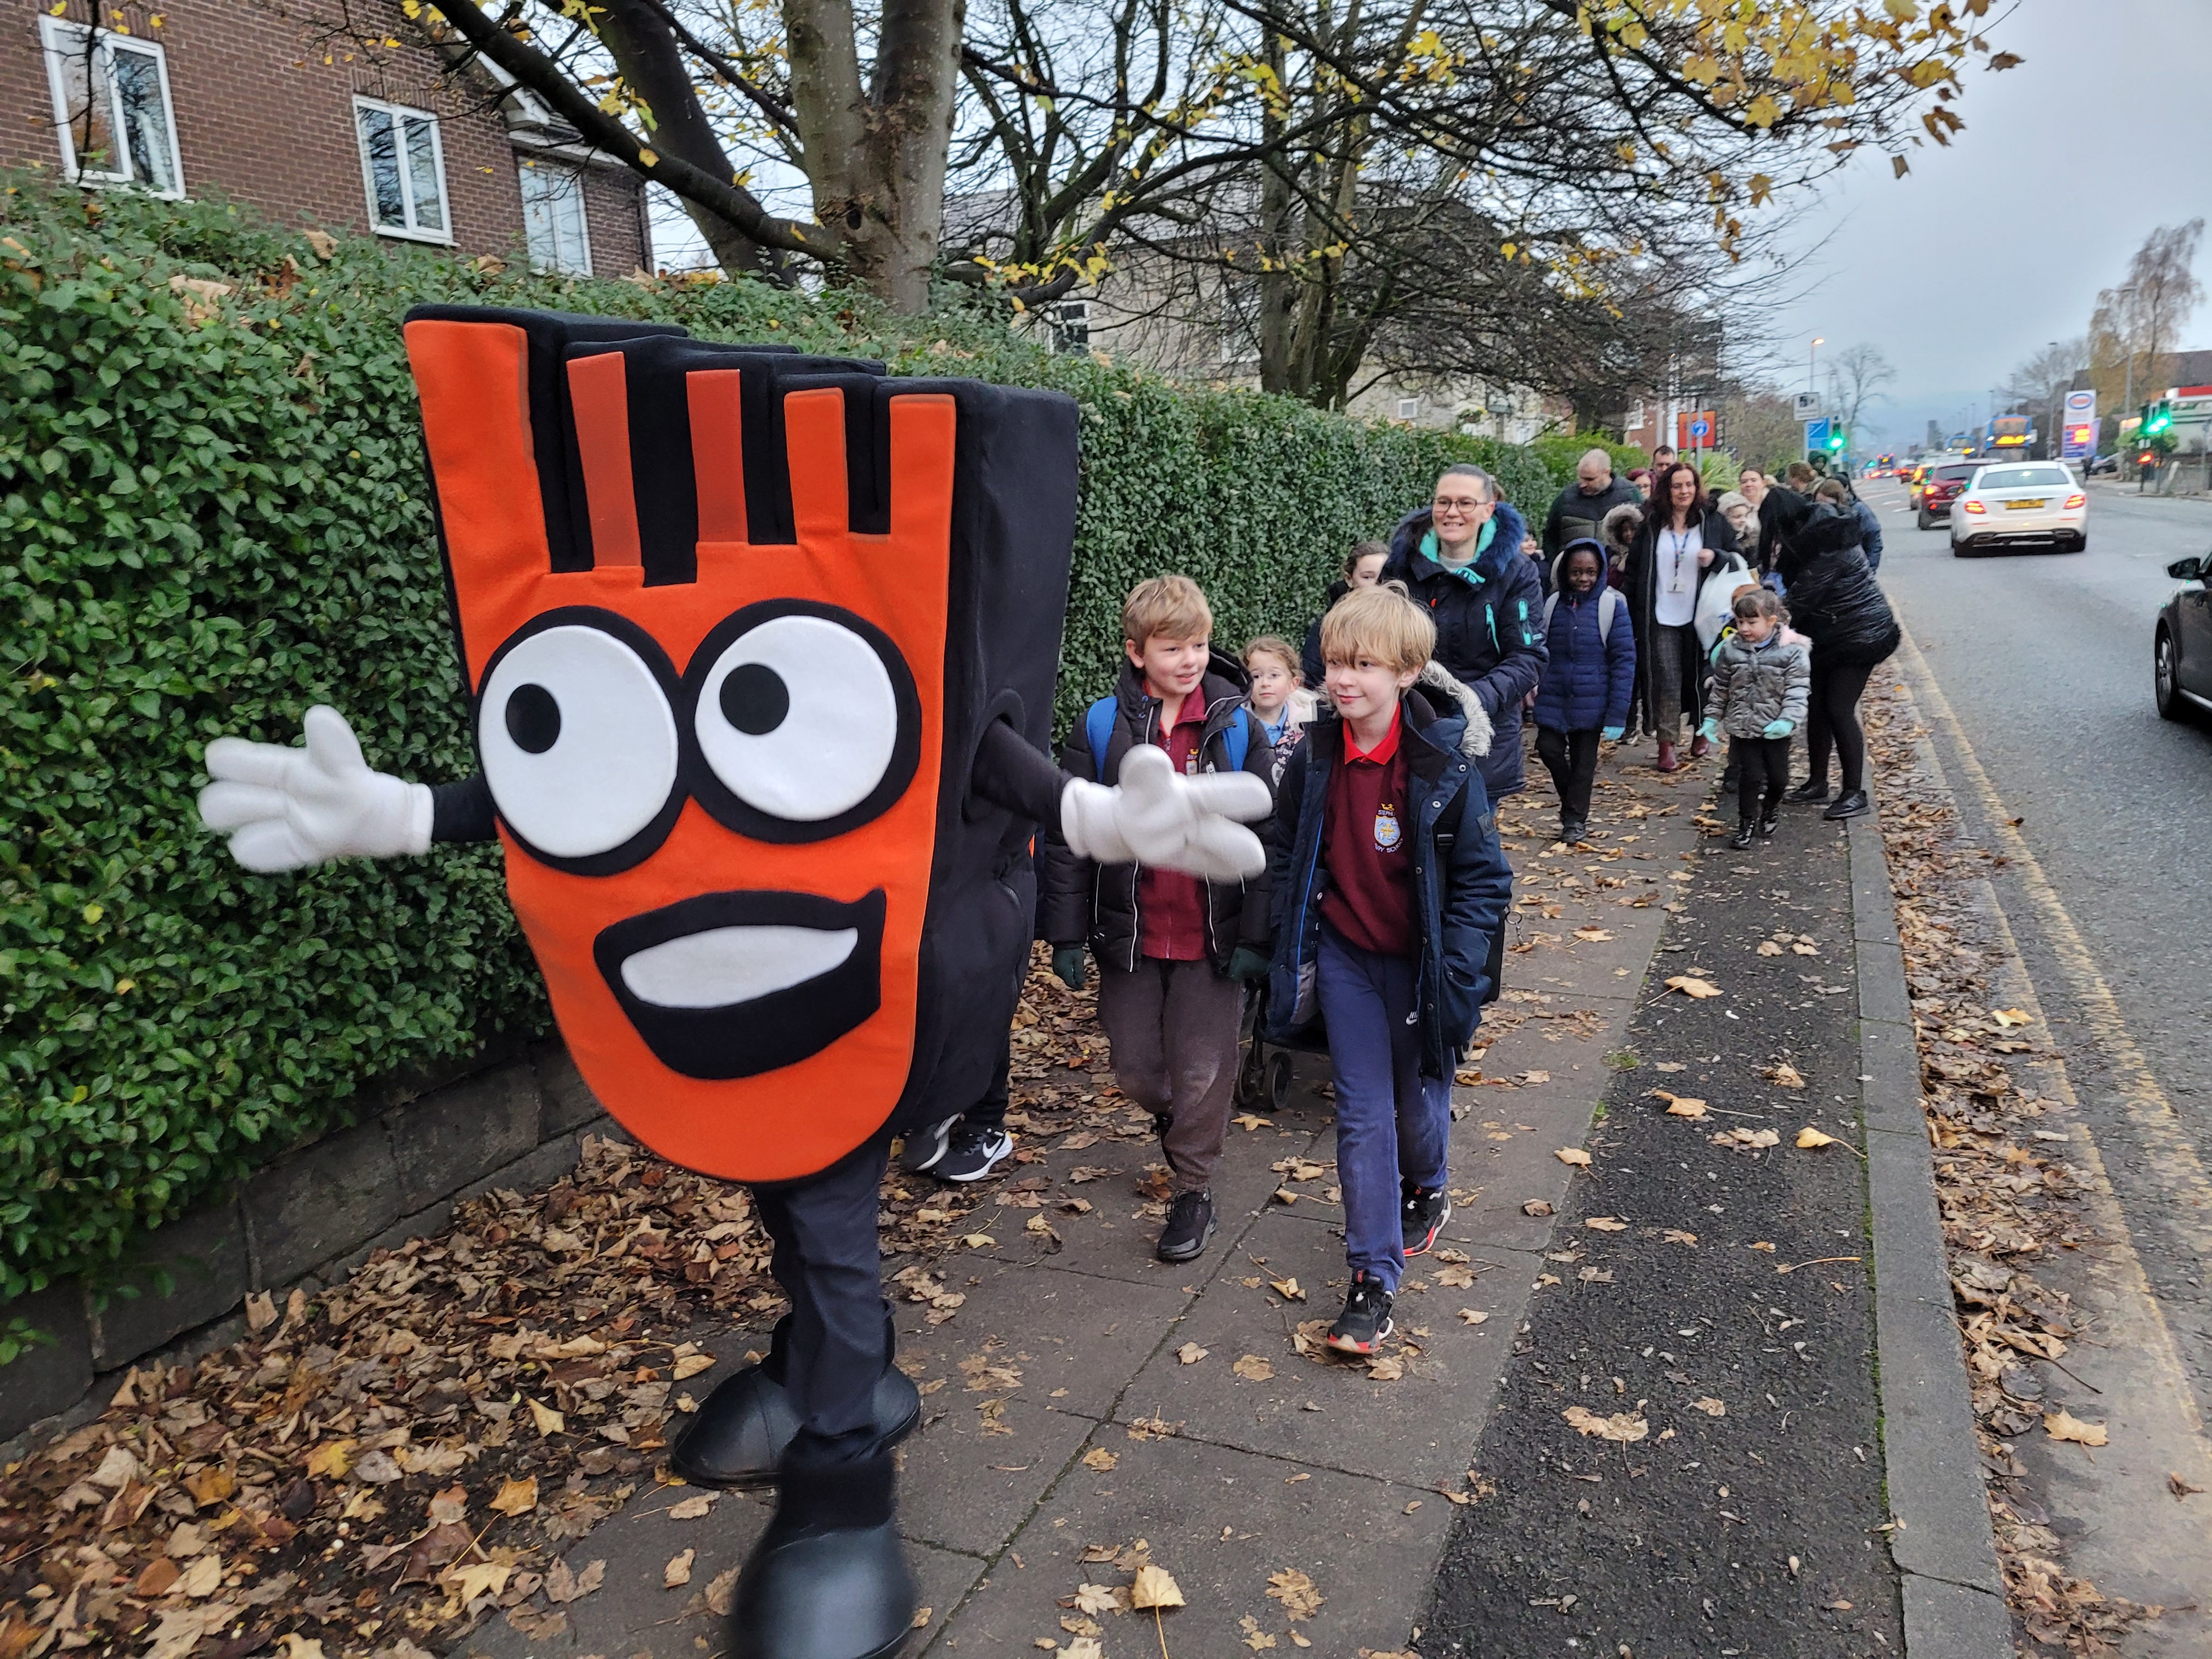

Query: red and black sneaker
[1325,1272,1395,1355]
[1401,1183,1451,1257]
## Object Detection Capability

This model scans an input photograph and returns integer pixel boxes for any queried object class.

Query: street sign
[1677,409,1718,449]
[1792,392,1824,421]
[1804,416,1832,453]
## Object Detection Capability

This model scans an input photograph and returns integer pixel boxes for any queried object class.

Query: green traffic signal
[2142,401,2173,436]
[1826,427,1846,451]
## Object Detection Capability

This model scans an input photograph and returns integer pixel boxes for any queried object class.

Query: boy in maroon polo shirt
[1265,586,1513,1352]
[1041,576,1277,1261]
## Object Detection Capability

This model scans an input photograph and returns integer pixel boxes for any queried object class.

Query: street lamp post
[1809,336,1825,398]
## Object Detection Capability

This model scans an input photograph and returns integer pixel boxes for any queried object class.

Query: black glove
[1052,946,1087,991]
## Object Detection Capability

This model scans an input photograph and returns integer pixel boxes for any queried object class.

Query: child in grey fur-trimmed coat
[1699,586,1810,849]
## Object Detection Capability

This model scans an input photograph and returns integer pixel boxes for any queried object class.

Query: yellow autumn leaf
[303,1439,355,1480]
[1653,1090,1707,1118]
[2044,1410,2108,1447]
[1797,1126,1843,1149]
[1131,1561,1186,1609]
[1232,1353,1275,1381]
[1555,1148,1592,1167]
[1992,1009,2033,1028]
[1585,1217,1627,1232]
[529,1398,565,1437]
[636,148,658,167]
[1664,975,1722,999]
[445,1560,512,1602]
[489,1474,539,1516]
[1562,1405,1647,1442]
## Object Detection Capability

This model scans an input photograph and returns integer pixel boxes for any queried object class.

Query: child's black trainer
[1401,1184,1451,1257]
[1325,1271,1395,1355]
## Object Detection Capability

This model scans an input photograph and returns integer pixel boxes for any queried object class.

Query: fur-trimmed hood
[1417,659,1493,757]
[1600,503,1643,557]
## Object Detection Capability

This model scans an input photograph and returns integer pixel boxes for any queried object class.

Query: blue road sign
[1689,417,1712,443]
[1805,417,1832,452]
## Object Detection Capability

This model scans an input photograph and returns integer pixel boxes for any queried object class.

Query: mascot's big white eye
[479,624,680,858]
[693,613,900,822]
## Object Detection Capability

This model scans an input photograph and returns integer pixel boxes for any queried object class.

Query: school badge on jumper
[1373,802,1402,851]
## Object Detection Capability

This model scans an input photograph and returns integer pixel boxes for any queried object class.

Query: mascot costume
[197,306,1271,1659]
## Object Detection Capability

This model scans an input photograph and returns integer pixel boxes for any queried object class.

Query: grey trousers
[1647,622,1696,740]
[1096,957,1244,1194]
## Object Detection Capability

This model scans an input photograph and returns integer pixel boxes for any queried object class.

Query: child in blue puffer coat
[1532,540,1637,844]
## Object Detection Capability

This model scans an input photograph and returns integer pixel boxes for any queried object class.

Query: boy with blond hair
[1265,585,1513,1352]
[1041,575,1277,1262]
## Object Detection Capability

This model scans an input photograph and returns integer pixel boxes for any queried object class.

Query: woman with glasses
[1622,461,1746,772]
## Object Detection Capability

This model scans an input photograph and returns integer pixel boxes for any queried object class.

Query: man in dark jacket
[1541,449,1644,563]
[1382,465,1547,805]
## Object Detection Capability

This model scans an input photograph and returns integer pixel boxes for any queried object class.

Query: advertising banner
[2061,389,2097,459]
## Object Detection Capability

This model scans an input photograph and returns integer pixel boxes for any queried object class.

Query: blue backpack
[1084,696,1250,782]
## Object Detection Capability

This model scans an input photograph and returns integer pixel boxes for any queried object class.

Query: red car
[1915,460,1983,530]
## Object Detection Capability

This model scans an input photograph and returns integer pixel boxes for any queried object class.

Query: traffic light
[1826,425,1847,453]
[2143,401,2174,436]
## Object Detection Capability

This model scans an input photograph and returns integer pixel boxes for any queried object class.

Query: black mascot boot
[671,1361,919,1490]
[730,1453,916,1659]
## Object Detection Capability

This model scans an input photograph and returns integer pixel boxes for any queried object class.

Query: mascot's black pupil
[506,683,561,754]
[721,663,789,735]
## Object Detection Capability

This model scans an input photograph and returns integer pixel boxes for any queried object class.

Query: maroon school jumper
[1321,708,1414,957]
[1137,686,1210,960]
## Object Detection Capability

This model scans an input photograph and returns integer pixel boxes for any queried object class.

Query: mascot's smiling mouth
[593,890,885,1079]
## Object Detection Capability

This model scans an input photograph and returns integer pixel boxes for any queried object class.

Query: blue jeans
[1317,924,1452,1293]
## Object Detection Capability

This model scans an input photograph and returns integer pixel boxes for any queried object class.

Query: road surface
[1866,475,2212,1401]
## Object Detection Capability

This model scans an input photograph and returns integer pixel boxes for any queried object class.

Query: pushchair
[1234,980,1328,1114]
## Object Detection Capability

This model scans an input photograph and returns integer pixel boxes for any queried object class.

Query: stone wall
[0,1040,607,1449]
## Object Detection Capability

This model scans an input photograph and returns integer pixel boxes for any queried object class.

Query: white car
[1950,462,2087,556]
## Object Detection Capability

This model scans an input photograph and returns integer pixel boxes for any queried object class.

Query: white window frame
[352,95,454,245]
[1049,299,1090,354]
[518,157,594,275]
[39,16,186,199]
[1396,397,1422,421]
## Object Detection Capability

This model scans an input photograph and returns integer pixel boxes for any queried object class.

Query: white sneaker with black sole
[934,1123,1014,1183]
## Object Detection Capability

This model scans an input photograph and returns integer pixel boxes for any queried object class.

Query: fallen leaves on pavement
[2043,1411,2108,1448]
[1866,687,2159,1653]
[0,955,1171,1659]
[1561,1406,1648,1443]
[1664,975,1723,999]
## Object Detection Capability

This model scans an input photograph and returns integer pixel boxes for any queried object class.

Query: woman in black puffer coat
[1757,486,1900,821]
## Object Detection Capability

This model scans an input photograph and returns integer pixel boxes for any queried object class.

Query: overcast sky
[1755,0,2212,452]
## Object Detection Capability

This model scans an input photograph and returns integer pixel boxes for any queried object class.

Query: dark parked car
[2088,453,2120,476]
[1915,460,1984,529]
[2155,554,2212,722]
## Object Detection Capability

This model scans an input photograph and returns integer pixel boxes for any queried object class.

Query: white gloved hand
[197,705,433,872]
[1059,743,1272,882]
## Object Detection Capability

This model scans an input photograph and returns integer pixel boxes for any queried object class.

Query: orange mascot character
[197,306,1272,1659]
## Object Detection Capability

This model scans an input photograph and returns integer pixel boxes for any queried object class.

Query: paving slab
[1110,1207,1522,1487]
[895,1264,1195,1422]
[896,1396,1098,1558]
[920,1430,1447,1658]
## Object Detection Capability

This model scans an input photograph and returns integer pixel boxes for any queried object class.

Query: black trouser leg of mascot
[727,1137,918,1659]
[672,1158,920,1487]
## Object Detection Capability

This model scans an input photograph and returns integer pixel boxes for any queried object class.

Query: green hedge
[0,177,1545,1299]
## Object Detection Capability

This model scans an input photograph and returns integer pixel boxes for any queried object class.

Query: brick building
[1,0,650,275]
